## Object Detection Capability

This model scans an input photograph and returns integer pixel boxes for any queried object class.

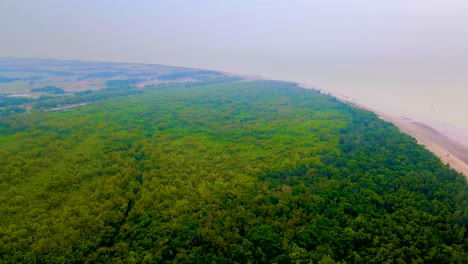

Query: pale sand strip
[376,114,468,177]
[298,83,468,178]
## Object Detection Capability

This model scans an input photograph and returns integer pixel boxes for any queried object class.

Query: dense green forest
[0,80,467,263]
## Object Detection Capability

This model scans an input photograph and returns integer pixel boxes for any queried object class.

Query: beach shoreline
[298,83,468,178]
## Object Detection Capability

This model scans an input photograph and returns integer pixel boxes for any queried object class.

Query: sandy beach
[379,114,468,177]
[298,83,468,178]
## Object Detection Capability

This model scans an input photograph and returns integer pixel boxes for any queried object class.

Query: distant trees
[30,86,65,94]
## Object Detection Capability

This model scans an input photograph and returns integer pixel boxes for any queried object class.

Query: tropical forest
[0,79,467,263]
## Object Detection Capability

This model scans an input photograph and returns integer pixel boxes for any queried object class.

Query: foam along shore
[298,83,468,178]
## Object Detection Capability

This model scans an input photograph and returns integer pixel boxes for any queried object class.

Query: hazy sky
[2,0,468,130]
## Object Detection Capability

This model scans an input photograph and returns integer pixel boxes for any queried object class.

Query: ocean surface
[311,80,468,147]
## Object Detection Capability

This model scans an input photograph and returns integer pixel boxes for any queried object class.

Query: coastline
[298,83,468,178]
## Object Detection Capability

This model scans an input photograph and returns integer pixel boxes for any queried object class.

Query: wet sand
[298,83,468,178]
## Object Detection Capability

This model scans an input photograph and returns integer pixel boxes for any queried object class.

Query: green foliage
[0,96,33,108]
[32,86,142,109]
[30,86,65,94]
[0,80,467,263]
[157,70,224,81]
[105,79,145,88]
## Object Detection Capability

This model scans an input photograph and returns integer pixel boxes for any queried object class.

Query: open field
[0,82,32,94]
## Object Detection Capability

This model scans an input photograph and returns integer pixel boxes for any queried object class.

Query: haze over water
[2,0,468,135]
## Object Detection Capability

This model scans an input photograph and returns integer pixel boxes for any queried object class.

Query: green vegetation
[80,71,124,79]
[0,57,232,94]
[30,86,65,94]
[0,96,33,108]
[157,70,225,81]
[0,81,144,115]
[0,80,467,263]
[105,79,146,88]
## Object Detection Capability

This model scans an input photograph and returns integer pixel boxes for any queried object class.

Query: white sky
[1,0,468,131]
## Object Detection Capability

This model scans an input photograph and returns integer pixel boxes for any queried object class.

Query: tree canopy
[0,80,467,263]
